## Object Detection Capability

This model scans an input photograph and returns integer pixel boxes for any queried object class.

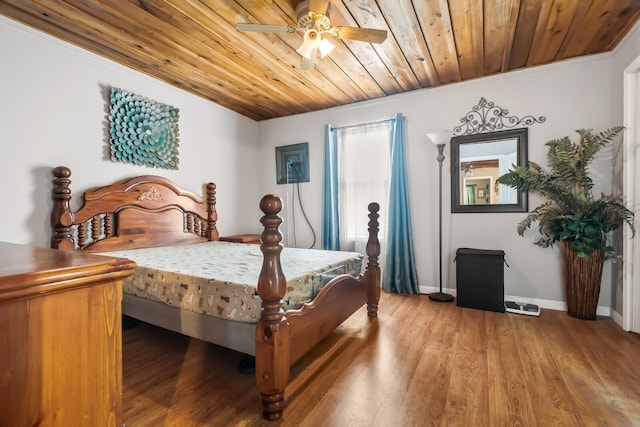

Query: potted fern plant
[496,127,635,319]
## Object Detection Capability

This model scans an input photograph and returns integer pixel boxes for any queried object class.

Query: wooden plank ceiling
[2,1,639,121]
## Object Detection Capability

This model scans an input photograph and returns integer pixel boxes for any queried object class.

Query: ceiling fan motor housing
[296,1,331,31]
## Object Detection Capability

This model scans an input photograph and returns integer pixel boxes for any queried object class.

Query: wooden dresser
[0,242,136,427]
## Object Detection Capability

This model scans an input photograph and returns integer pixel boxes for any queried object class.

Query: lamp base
[429,292,454,303]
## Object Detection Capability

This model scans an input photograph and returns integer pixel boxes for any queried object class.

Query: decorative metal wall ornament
[109,88,180,169]
[453,97,546,136]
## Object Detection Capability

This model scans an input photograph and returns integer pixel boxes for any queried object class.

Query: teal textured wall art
[109,88,180,169]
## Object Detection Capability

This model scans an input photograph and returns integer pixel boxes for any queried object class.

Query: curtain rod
[333,117,394,131]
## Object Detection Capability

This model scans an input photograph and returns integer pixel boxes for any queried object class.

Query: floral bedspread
[101,241,363,324]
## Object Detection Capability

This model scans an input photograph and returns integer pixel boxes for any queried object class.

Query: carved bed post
[204,182,219,241]
[51,166,76,250]
[256,194,290,421]
[365,202,381,317]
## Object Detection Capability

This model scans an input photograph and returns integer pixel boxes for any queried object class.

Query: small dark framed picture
[477,188,485,198]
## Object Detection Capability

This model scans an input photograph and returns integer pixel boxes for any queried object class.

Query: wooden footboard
[255,195,380,421]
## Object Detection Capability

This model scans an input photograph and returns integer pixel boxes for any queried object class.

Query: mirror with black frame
[450,128,529,213]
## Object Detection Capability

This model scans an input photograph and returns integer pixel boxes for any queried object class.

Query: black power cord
[295,181,316,249]
[287,161,316,249]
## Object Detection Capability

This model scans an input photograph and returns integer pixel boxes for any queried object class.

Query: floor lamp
[426,131,454,303]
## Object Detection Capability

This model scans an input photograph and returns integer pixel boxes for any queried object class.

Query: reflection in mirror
[451,128,528,213]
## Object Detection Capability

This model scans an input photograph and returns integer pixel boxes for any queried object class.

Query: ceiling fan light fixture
[236,0,386,71]
[296,29,320,59]
[318,37,335,58]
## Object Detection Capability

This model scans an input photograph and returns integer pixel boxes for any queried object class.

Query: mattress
[101,241,363,324]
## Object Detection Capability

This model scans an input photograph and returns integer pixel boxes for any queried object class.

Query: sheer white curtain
[336,122,390,256]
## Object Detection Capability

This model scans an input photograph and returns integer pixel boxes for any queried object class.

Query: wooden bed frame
[50,166,381,421]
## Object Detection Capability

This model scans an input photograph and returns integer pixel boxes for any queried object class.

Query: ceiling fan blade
[300,49,318,70]
[334,27,387,44]
[309,0,330,14]
[235,23,294,33]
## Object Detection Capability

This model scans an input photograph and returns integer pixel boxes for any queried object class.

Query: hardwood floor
[122,293,640,426]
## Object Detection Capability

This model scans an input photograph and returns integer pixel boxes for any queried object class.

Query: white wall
[256,40,638,310]
[0,16,261,247]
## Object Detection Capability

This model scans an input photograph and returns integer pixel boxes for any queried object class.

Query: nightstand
[220,234,261,244]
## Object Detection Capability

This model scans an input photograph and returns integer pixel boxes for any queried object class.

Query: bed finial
[256,194,289,421]
[51,166,76,250]
[365,202,381,317]
[366,202,381,263]
[205,182,219,241]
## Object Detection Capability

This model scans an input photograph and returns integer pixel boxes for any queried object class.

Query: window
[336,121,390,252]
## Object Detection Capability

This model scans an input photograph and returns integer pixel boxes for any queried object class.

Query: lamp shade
[297,29,321,59]
[425,130,454,146]
[318,37,335,58]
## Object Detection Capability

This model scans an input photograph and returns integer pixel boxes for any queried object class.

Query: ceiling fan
[236,0,388,70]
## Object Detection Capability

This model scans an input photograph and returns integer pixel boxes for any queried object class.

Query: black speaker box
[455,248,506,313]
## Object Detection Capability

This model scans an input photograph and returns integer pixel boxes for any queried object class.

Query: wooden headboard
[51,166,219,252]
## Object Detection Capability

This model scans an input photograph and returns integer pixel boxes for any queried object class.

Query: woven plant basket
[562,243,605,320]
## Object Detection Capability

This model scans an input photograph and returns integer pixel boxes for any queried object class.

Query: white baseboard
[418,285,612,317]
[612,309,623,326]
